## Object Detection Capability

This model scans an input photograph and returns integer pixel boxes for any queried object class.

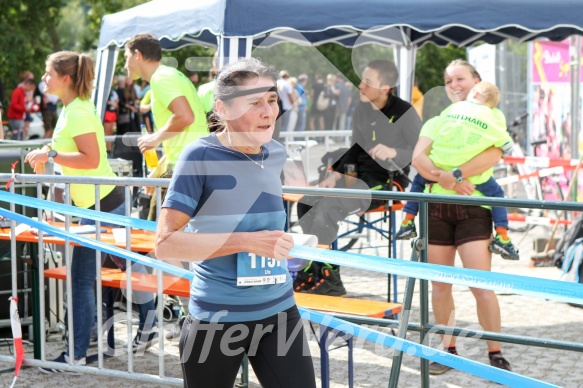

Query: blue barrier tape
[2,187,581,305]
[0,191,156,231]
[0,207,192,280]
[289,245,583,306]
[298,307,557,388]
[0,206,561,386]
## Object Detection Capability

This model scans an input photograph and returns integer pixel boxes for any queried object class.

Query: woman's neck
[218,130,261,154]
[60,89,78,107]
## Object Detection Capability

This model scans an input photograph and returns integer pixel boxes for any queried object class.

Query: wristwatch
[452,168,463,183]
[48,149,58,164]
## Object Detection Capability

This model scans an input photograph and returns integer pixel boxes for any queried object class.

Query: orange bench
[44,266,400,317]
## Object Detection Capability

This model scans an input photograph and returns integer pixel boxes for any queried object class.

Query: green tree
[0,0,63,107]
[415,44,466,92]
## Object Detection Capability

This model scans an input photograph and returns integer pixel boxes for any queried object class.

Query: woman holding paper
[155,58,316,388]
[24,51,157,371]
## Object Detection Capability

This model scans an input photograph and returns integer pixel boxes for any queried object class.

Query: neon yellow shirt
[197,79,216,113]
[142,89,152,105]
[52,98,116,208]
[150,65,208,165]
[421,102,510,196]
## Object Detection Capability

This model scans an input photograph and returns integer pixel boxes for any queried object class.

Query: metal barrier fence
[0,173,582,387]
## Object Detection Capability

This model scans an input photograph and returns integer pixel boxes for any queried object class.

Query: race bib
[236,252,288,286]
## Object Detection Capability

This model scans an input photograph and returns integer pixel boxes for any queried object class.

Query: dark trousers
[179,306,316,388]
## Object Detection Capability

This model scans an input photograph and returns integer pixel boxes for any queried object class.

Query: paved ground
[0,142,582,387]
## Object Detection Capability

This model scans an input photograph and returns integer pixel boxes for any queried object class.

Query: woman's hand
[369,144,397,161]
[24,148,49,174]
[431,169,458,190]
[431,169,475,195]
[453,180,475,195]
[252,231,294,261]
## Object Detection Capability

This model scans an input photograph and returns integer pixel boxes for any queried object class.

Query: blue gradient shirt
[162,133,294,322]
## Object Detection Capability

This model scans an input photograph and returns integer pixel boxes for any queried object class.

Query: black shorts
[428,203,492,247]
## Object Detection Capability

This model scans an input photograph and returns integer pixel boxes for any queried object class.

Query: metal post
[388,239,421,387]
[570,36,581,201]
[418,201,430,387]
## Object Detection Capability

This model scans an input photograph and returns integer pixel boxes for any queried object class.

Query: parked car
[1,112,45,140]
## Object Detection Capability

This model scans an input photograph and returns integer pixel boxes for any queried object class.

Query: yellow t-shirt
[52,98,116,208]
[150,65,208,165]
[421,102,510,197]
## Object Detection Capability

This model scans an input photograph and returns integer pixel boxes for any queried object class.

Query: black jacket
[337,95,422,190]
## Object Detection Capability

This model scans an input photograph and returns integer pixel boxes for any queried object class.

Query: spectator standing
[309,74,325,131]
[38,80,59,139]
[286,76,300,133]
[321,74,340,131]
[7,79,36,140]
[124,33,209,339]
[333,73,351,130]
[411,59,512,375]
[114,76,143,179]
[276,70,294,135]
[103,83,119,154]
[25,51,158,371]
[294,74,308,132]
[124,33,208,179]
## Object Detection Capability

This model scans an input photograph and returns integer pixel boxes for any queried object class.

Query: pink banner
[531,40,576,83]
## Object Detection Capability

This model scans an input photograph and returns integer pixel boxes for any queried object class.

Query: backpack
[316,90,330,111]
[552,215,583,268]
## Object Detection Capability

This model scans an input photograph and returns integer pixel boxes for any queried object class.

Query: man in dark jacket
[295,60,422,295]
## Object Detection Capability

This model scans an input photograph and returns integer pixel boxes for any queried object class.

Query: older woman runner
[155,58,316,388]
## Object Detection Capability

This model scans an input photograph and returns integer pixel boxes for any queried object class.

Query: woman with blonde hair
[26,51,157,372]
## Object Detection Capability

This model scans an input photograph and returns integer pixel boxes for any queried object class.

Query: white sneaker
[38,352,86,374]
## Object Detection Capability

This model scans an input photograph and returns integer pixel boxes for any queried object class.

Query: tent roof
[98,0,583,51]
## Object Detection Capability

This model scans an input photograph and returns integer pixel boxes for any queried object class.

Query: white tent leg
[395,45,417,103]
[93,46,119,120]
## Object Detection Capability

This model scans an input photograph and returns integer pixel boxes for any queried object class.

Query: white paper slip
[290,233,318,247]
[10,224,31,239]
[30,225,105,236]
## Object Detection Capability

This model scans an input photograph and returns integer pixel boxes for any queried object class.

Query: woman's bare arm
[155,208,293,263]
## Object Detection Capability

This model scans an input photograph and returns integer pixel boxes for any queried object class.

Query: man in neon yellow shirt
[124,33,208,170]
[124,34,209,340]
[399,81,519,260]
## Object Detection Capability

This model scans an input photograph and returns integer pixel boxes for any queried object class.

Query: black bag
[552,215,583,268]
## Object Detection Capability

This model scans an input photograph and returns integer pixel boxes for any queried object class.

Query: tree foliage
[0,0,63,107]
[0,0,467,109]
[415,44,466,92]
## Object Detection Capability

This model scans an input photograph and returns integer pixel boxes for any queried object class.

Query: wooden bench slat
[44,266,190,297]
[293,292,401,318]
[44,266,400,318]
